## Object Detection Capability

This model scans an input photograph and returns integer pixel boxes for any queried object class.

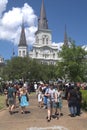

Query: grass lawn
[81,90,87,111]
[0,95,6,110]
[81,90,87,101]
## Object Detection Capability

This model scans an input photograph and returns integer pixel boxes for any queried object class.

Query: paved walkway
[0,93,87,130]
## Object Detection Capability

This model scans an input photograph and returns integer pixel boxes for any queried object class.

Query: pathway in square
[0,93,87,130]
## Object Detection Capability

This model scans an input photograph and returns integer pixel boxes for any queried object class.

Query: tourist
[20,87,29,114]
[45,84,55,122]
[67,85,77,117]
[7,83,15,114]
[37,87,43,108]
[54,85,63,119]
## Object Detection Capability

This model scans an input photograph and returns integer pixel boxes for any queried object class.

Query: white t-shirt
[45,88,55,101]
[38,91,42,102]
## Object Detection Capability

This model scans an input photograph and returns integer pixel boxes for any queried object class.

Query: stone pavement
[0,93,87,130]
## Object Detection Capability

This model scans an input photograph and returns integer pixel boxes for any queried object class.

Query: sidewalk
[0,93,87,130]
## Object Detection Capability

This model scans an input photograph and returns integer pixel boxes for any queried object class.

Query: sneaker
[56,116,59,120]
[55,112,59,115]
[9,111,13,115]
[60,113,63,116]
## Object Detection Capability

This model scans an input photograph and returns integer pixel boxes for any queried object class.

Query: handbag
[26,93,29,101]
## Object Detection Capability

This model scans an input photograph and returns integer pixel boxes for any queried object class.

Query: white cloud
[0,1,64,50]
[0,2,37,45]
[52,42,64,50]
[0,0,8,17]
[82,45,87,51]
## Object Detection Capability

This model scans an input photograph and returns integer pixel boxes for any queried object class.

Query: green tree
[2,57,57,82]
[56,40,87,82]
[2,57,30,81]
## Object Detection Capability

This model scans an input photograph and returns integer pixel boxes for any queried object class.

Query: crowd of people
[4,82,29,114]
[36,82,82,121]
[3,81,82,122]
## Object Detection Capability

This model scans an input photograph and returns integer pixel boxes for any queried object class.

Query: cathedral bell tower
[18,22,28,57]
[29,0,58,65]
[35,0,52,46]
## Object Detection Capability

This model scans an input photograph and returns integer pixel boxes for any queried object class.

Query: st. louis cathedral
[18,0,68,65]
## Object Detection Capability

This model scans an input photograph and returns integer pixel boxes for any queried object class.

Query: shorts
[47,99,54,109]
[54,102,59,108]
[8,97,14,105]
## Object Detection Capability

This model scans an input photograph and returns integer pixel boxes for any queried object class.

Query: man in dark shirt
[67,86,77,117]
[7,83,15,114]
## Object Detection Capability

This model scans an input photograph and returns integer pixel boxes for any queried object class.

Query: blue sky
[0,0,87,60]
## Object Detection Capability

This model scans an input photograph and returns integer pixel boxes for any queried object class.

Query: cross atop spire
[38,0,48,30]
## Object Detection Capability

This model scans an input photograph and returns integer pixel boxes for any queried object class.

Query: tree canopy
[56,41,87,82]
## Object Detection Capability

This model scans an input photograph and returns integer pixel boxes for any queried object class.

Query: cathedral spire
[38,0,48,30]
[18,20,28,57]
[64,24,68,47]
[18,21,27,47]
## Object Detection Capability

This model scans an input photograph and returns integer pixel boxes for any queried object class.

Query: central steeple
[38,0,48,30]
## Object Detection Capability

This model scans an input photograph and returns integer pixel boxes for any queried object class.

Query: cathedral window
[45,54,46,58]
[23,50,25,56]
[46,36,49,44]
[19,51,21,56]
[36,52,38,57]
[50,62,53,65]
[36,36,39,43]
[42,35,47,44]
[42,37,45,44]
[53,53,55,58]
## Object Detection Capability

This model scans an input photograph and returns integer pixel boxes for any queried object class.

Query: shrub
[0,95,5,110]
[81,90,87,111]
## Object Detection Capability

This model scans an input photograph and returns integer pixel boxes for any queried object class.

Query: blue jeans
[69,106,77,115]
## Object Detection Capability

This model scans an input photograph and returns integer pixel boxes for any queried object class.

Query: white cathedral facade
[18,0,68,65]
[29,28,59,65]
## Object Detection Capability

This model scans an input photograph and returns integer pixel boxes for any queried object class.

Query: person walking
[67,86,77,117]
[54,85,63,119]
[43,84,49,109]
[20,87,29,114]
[37,87,43,108]
[7,83,15,114]
[45,84,55,122]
